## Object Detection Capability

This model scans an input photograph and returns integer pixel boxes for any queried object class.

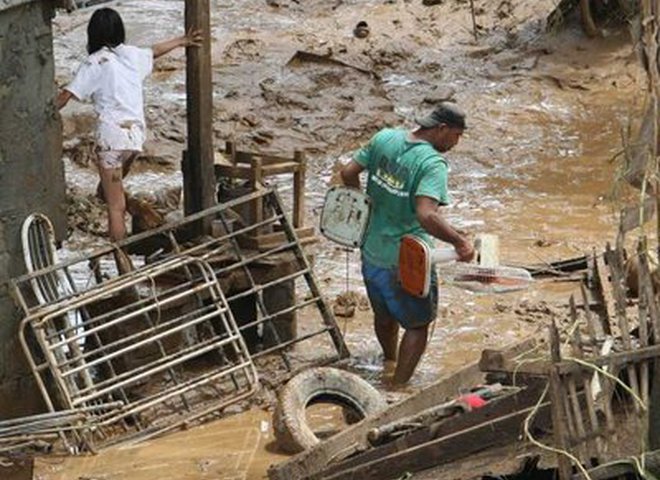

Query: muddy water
[34,409,287,480]
[44,0,647,478]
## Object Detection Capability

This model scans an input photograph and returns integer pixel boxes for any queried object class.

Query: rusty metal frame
[13,188,348,368]
[0,403,121,455]
[18,256,258,449]
[11,188,348,449]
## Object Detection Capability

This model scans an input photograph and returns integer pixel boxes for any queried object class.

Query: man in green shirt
[340,102,474,385]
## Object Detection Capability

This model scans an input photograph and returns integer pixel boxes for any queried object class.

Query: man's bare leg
[374,311,399,362]
[392,324,429,385]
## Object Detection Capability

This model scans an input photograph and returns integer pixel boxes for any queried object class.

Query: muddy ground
[30,0,649,478]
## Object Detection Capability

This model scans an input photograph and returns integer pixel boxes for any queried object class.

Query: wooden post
[605,244,642,414]
[293,150,306,229]
[184,0,215,222]
[639,237,660,449]
[251,156,264,235]
[548,320,574,480]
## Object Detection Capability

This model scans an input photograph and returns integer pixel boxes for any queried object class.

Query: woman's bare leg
[98,167,126,241]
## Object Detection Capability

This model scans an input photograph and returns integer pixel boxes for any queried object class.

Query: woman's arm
[151,29,203,59]
[56,89,74,110]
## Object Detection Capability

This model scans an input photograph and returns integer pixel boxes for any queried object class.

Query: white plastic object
[431,248,459,264]
[320,186,371,248]
[399,235,533,297]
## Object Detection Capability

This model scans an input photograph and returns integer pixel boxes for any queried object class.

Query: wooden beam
[548,321,574,480]
[594,252,614,335]
[268,362,485,480]
[481,343,660,377]
[184,0,215,219]
[316,381,547,479]
[318,395,552,480]
[293,150,306,228]
[268,337,538,480]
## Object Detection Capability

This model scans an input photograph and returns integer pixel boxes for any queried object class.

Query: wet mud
[41,0,647,478]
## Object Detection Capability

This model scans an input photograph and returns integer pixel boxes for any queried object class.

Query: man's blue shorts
[361,257,438,330]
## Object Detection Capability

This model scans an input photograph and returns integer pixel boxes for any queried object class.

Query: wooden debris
[268,338,538,480]
[314,382,550,480]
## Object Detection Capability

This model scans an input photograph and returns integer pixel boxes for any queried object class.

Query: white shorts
[96,150,139,170]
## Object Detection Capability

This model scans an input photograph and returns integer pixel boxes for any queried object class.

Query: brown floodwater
[39,0,647,478]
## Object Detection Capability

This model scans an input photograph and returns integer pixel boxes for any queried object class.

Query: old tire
[273,367,386,454]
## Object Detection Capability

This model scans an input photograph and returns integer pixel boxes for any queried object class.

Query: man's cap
[415,102,467,130]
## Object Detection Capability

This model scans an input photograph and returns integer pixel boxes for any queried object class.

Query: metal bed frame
[11,188,348,450]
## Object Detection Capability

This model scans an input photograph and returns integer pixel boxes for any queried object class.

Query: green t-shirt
[355,128,450,268]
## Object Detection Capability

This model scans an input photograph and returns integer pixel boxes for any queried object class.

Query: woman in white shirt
[57,7,201,241]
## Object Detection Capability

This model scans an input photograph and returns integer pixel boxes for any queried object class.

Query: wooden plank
[268,363,483,480]
[250,157,264,236]
[214,164,253,180]
[569,313,603,460]
[637,243,650,408]
[316,381,547,479]
[319,398,552,480]
[263,162,303,176]
[567,297,590,462]
[215,162,302,178]
[482,343,660,377]
[604,245,641,413]
[268,338,538,480]
[237,227,316,251]
[594,252,614,335]
[619,196,656,235]
[184,0,215,220]
[478,338,538,372]
[639,238,660,449]
[580,278,604,343]
[548,320,574,480]
[479,353,550,376]
[233,150,296,166]
[293,150,306,229]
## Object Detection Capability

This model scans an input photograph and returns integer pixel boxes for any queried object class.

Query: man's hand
[454,238,475,262]
[416,196,474,261]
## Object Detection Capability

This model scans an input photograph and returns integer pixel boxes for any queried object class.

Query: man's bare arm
[415,196,474,261]
[340,160,365,189]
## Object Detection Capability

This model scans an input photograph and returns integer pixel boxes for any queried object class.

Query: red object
[459,393,487,409]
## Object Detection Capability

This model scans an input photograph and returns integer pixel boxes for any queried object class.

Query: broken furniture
[479,238,660,480]
[17,256,258,449]
[12,188,348,451]
[215,141,316,251]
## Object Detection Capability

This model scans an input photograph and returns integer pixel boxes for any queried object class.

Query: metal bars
[18,257,257,449]
[11,188,348,450]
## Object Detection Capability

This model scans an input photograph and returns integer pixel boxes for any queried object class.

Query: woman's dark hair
[87,8,125,54]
